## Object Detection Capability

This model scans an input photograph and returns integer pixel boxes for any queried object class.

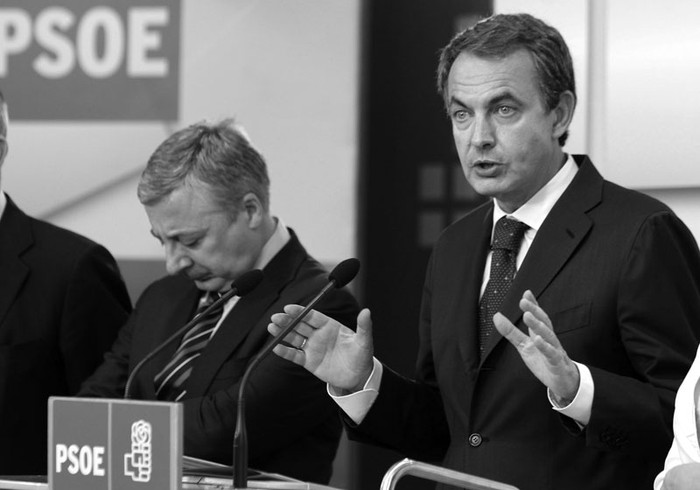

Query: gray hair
[137,119,271,214]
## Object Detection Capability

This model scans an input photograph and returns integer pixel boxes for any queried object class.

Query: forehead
[447,49,541,105]
[146,182,224,231]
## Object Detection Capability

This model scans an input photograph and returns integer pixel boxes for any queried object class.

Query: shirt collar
[492,154,578,233]
[0,190,6,222]
[252,216,291,270]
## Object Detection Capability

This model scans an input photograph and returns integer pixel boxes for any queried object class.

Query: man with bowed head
[269,13,700,490]
[79,119,359,484]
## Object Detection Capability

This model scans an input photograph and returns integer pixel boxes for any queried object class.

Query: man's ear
[241,192,264,228]
[552,90,576,141]
[0,139,8,169]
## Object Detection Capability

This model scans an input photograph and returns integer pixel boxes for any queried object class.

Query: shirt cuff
[547,361,593,426]
[329,357,383,425]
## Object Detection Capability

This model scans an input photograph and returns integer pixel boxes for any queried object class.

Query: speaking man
[268,14,700,490]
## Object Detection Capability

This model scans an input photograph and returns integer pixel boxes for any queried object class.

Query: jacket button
[468,433,482,447]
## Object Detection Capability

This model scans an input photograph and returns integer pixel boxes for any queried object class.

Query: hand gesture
[493,290,580,403]
[661,463,700,489]
[268,307,374,393]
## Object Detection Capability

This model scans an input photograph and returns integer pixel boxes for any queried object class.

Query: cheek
[498,129,545,168]
[460,162,474,183]
[453,132,472,170]
[190,243,227,271]
[452,127,469,149]
[211,238,253,273]
[508,122,550,150]
[187,251,211,270]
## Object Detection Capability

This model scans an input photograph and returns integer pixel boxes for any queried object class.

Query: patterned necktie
[154,291,225,401]
[478,216,529,357]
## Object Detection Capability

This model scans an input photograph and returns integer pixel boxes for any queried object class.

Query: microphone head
[328,258,360,288]
[233,269,264,296]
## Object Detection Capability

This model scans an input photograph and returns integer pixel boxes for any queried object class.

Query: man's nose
[471,115,496,150]
[164,243,192,275]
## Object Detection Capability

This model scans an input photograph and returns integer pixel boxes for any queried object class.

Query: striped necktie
[154,291,225,401]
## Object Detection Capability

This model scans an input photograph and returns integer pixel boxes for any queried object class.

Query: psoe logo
[124,419,152,483]
[0,0,180,121]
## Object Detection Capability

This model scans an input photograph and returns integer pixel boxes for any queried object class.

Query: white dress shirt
[0,188,7,220]
[654,344,700,489]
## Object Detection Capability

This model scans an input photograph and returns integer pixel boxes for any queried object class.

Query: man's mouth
[189,273,211,282]
[473,160,500,170]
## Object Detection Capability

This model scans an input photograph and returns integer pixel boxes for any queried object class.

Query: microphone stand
[232,279,338,488]
[231,258,358,489]
[124,270,263,399]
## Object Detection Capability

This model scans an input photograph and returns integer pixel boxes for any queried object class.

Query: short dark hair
[436,13,576,146]
[137,119,271,214]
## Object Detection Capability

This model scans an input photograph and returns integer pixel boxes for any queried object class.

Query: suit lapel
[481,156,602,359]
[183,230,307,398]
[137,283,201,398]
[182,280,281,398]
[0,197,32,329]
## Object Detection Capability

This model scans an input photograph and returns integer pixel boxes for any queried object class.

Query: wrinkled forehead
[446,50,542,104]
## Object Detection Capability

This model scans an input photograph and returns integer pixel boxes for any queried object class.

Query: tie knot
[492,216,529,252]
[199,291,225,310]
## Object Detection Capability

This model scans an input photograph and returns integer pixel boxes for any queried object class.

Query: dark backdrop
[353,1,492,488]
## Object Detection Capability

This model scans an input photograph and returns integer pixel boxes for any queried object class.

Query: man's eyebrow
[448,96,467,108]
[488,91,521,107]
[448,90,521,110]
[154,227,205,241]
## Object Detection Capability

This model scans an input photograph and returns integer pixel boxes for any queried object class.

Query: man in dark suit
[0,89,132,475]
[268,13,700,490]
[78,119,359,484]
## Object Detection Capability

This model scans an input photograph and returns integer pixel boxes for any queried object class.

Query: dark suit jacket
[350,156,700,490]
[0,195,131,475]
[79,230,359,484]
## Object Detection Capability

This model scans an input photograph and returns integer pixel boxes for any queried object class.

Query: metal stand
[380,459,519,490]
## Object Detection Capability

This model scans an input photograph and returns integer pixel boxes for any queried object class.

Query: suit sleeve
[584,212,700,458]
[179,288,359,465]
[60,244,131,393]
[76,308,136,398]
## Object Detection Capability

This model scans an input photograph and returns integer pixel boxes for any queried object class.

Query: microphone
[123,269,264,399]
[232,258,360,488]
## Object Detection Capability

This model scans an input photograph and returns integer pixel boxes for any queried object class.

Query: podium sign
[48,397,182,490]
